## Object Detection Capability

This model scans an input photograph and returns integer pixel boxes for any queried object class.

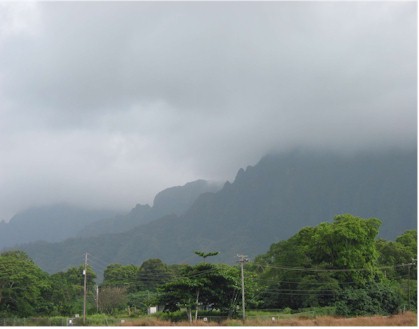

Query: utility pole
[407,263,410,310]
[237,254,249,322]
[83,253,88,325]
[96,285,99,313]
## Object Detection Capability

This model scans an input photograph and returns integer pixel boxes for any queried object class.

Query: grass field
[122,311,417,326]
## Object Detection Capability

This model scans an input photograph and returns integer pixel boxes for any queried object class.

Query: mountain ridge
[0,204,120,250]
[78,179,221,237]
[16,149,417,274]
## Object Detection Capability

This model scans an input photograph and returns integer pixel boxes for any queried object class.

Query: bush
[157,310,188,322]
[335,282,402,316]
[298,306,336,316]
[283,307,292,314]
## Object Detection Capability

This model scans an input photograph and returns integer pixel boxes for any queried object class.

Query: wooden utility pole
[83,253,88,325]
[96,285,99,313]
[237,254,249,322]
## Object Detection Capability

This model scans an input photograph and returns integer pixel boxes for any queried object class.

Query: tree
[136,259,172,292]
[98,287,128,314]
[158,269,198,322]
[194,251,219,262]
[254,214,385,310]
[103,264,138,292]
[396,230,417,256]
[308,214,381,285]
[47,265,96,316]
[297,272,340,308]
[335,281,401,316]
[395,230,417,280]
[127,290,159,314]
[158,263,241,322]
[377,230,417,280]
[0,251,50,317]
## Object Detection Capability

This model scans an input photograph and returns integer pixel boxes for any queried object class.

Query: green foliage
[309,214,381,285]
[0,250,50,317]
[282,307,292,314]
[376,230,417,281]
[127,290,159,310]
[297,273,340,308]
[137,258,173,292]
[396,230,417,255]
[0,215,415,319]
[98,286,128,314]
[158,262,241,319]
[194,251,219,260]
[157,310,189,322]
[103,264,139,291]
[253,214,414,316]
[20,151,417,273]
[335,281,401,316]
[45,265,96,316]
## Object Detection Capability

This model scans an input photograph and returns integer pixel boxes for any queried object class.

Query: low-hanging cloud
[0,2,416,221]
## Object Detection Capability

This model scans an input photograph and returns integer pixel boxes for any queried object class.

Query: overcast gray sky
[0,1,416,221]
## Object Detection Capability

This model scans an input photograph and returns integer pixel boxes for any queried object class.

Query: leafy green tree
[308,214,381,285]
[127,290,159,314]
[0,251,50,317]
[254,225,339,309]
[194,251,219,261]
[376,229,417,288]
[47,265,96,316]
[158,263,241,322]
[102,264,139,292]
[48,271,81,315]
[136,259,172,292]
[297,272,340,308]
[395,230,417,280]
[396,230,417,255]
[158,269,197,322]
[254,214,386,311]
[336,281,401,316]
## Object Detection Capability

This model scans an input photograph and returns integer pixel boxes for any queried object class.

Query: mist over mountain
[0,180,220,249]
[18,149,416,274]
[78,180,221,237]
[0,204,120,249]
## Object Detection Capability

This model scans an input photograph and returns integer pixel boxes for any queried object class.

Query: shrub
[157,310,188,322]
[335,282,402,316]
[282,307,292,314]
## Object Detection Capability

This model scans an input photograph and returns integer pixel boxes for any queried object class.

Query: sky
[0,1,417,221]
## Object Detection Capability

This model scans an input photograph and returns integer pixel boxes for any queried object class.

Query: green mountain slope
[19,149,417,274]
[78,180,221,237]
[0,204,119,249]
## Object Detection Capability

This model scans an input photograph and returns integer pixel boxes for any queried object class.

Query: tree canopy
[0,214,415,319]
[0,251,50,317]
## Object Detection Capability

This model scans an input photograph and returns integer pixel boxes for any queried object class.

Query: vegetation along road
[0,214,416,326]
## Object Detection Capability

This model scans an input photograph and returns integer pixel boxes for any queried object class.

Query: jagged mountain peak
[16,149,417,274]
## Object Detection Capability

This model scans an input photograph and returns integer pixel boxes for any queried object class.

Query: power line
[255,262,414,272]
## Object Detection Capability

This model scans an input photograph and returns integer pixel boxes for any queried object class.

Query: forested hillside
[0,180,220,249]
[78,180,221,237]
[0,205,119,249]
[18,150,416,274]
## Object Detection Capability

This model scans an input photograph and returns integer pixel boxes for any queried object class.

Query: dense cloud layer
[0,2,416,220]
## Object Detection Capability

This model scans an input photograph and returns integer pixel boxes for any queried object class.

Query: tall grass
[122,312,417,326]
